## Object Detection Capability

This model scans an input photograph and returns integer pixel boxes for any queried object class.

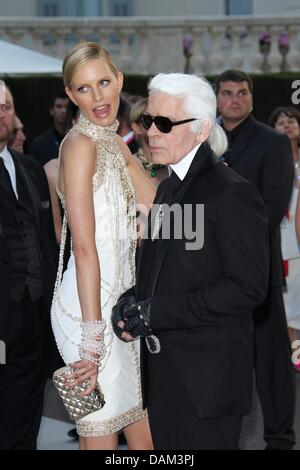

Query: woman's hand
[65,359,98,396]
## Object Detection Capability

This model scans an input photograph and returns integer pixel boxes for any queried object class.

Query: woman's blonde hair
[63,41,120,87]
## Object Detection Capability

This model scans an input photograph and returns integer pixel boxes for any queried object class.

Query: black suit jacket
[30,128,61,166]
[0,150,57,335]
[223,116,294,287]
[135,143,269,419]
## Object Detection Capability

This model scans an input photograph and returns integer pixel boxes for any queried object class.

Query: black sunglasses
[139,113,197,134]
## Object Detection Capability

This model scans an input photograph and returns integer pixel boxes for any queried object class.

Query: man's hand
[123,299,152,338]
[111,296,136,342]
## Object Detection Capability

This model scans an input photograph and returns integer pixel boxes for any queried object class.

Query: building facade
[1,0,300,17]
[0,1,299,75]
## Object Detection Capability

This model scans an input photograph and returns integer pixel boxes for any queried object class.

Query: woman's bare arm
[44,159,62,244]
[59,131,101,392]
[60,130,101,324]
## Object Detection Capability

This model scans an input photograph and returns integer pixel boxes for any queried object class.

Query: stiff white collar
[122,131,135,144]
[0,145,18,197]
[0,145,12,164]
[169,143,201,181]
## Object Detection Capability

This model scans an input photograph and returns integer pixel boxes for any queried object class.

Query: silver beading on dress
[79,319,107,366]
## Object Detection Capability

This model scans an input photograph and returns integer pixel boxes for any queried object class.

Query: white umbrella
[0,39,62,75]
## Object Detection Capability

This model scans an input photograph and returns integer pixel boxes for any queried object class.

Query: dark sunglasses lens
[140,114,152,130]
[155,117,172,133]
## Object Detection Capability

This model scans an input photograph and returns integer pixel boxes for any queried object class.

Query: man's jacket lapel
[10,150,41,233]
[143,143,216,296]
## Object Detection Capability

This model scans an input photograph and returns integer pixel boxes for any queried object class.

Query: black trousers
[254,286,296,450]
[148,398,242,450]
[0,289,48,450]
[146,351,242,450]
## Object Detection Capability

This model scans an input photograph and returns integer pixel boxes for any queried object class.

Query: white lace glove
[78,319,107,366]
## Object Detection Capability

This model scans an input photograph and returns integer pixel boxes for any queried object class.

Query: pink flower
[259,30,289,48]
[259,31,270,45]
[183,33,193,55]
[278,32,289,48]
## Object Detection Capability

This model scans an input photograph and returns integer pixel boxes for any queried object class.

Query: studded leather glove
[123,299,152,338]
[111,296,136,342]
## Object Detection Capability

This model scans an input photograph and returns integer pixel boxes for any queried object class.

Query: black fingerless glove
[123,298,152,338]
[111,296,136,342]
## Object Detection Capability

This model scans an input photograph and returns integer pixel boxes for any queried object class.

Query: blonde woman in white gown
[51,42,155,450]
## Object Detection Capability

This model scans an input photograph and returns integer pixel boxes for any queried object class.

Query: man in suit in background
[112,73,269,449]
[216,69,295,450]
[30,91,69,166]
[0,80,57,449]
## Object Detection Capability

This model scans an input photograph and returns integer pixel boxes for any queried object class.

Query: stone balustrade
[0,15,300,75]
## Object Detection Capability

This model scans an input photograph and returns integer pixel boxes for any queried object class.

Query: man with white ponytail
[112,73,269,449]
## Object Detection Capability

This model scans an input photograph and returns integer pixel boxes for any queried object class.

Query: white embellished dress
[51,113,146,437]
[281,184,300,330]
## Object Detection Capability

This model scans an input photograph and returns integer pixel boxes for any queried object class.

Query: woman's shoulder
[64,128,96,145]
[63,128,96,151]
[60,128,96,162]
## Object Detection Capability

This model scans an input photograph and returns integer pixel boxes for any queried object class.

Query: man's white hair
[0,79,6,105]
[148,73,228,157]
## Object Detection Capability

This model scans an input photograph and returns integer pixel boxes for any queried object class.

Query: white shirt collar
[169,143,201,181]
[0,145,18,198]
[122,131,135,144]
[0,145,12,163]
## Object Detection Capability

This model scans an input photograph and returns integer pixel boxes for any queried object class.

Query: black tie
[161,171,181,206]
[0,156,14,196]
[148,171,181,241]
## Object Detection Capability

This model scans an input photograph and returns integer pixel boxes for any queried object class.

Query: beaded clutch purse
[53,366,105,421]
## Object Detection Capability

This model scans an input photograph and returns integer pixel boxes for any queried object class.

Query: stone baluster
[228,26,244,69]
[32,28,48,54]
[118,28,134,74]
[189,27,206,74]
[54,28,72,59]
[208,26,225,75]
[0,27,7,40]
[77,27,92,43]
[286,25,300,72]
[0,16,299,76]
[267,26,283,73]
[249,26,264,74]
[138,29,150,75]
[98,30,110,51]
[8,28,26,46]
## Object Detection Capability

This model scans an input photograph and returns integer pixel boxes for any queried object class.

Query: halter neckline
[74,113,119,142]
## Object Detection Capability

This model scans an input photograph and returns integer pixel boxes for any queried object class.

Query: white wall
[133,0,224,16]
[0,0,36,16]
[134,0,300,16]
[254,0,300,15]
[0,0,299,17]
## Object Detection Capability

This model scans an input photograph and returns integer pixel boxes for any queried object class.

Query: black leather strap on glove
[123,298,152,338]
[111,295,136,341]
